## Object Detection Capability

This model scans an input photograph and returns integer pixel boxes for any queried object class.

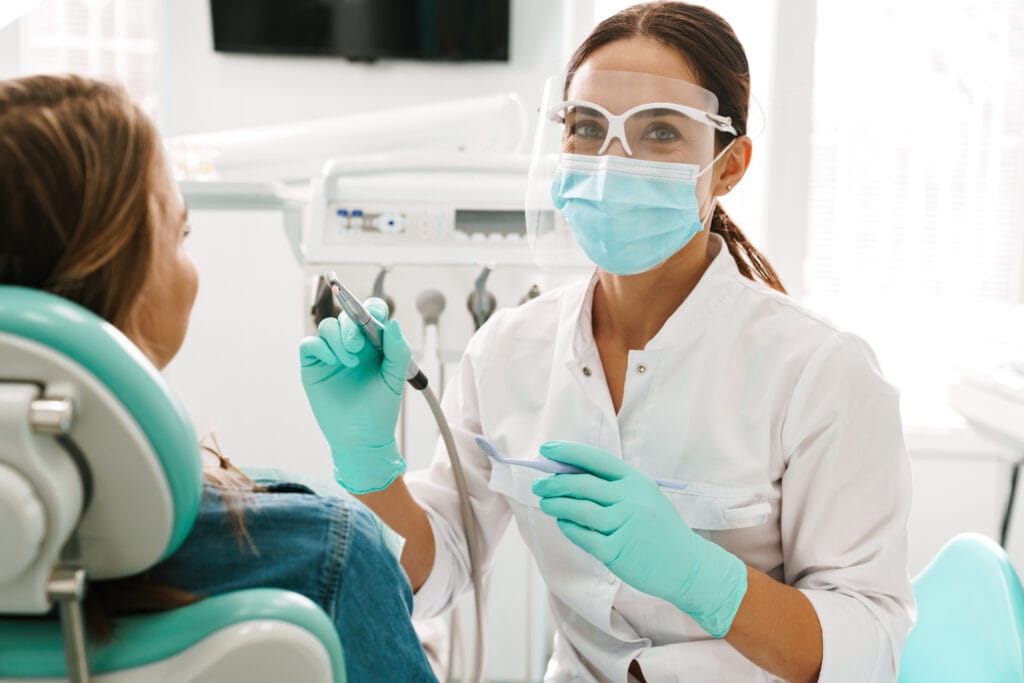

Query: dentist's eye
[571,120,605,139]
[644,124,679,142]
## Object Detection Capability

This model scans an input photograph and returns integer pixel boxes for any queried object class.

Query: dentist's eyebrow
[632,107,689,119]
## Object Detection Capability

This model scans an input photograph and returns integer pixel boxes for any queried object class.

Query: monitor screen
[210,0,510,62]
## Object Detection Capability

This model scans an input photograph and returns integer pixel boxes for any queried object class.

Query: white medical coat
[407,234,915,682]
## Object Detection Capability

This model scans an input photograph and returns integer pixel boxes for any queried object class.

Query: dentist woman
[300,3,914,681]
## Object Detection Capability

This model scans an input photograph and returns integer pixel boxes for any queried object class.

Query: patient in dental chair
[0,74,437,682]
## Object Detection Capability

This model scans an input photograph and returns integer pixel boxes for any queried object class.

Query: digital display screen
[210,0,510,62]
[455,210,525,235]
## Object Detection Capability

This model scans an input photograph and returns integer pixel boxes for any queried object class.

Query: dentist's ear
[712,135,752,197]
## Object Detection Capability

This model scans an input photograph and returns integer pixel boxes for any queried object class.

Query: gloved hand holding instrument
[299,290,414,494]
[533,441,749,638]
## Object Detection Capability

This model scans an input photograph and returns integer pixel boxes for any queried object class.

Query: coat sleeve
[779,331,916,682]
[405,316,515,619]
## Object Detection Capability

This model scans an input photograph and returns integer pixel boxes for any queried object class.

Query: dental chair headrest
[0,286,202,612]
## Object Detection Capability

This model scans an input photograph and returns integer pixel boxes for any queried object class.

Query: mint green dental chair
[898,533,1024,682]
[0,287,346,682]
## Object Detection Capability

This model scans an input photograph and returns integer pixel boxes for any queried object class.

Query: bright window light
[592,1,1024,429]
[805,0,1024,427]
[19,0,159,116]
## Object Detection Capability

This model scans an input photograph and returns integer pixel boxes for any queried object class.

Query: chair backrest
[898,533,1024,682]
[0,286,345,681]
[0,285,203,613]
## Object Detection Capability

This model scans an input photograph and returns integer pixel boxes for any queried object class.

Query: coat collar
[566,233,740,363]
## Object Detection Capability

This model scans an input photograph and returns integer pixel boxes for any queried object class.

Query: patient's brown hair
[0,75,156,325]
[0,74,260,641]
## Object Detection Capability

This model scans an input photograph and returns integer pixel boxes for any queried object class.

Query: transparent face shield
[525,70,737,271]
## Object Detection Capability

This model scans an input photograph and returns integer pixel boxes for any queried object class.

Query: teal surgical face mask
[550,143,733,276]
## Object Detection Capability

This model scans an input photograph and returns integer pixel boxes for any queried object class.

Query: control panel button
[374,212,405,234]
[334,208,349,232]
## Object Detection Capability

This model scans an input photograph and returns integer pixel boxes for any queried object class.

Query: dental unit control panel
[327,205,526,244]
[305,153,579,268]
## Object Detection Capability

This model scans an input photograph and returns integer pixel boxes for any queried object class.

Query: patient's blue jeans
[149,477,437,682]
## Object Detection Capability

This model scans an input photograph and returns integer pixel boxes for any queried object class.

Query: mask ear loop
[696,138,737,224]
[696,138,736,179]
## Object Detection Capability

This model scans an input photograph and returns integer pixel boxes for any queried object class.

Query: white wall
[162,209,325,476]
[905,434,1022,575]
[158,0,568,136]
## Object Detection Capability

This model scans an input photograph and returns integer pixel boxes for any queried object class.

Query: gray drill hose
[422,385,487,683]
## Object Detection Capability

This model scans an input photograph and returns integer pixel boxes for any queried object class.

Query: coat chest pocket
[660,481,771,531]
[487,460,543,509]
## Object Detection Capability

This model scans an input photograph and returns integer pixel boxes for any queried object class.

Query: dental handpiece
[322,271,429,391]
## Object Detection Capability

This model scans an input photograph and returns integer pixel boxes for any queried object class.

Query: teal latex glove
[299,298,411,494]
[532,441,748,638]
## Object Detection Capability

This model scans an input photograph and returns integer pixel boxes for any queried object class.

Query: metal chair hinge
[29,398,74,435]
[47,565,91,683]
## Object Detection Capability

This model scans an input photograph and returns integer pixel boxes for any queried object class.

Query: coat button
[582,366,592,377]
[636,363,647,374]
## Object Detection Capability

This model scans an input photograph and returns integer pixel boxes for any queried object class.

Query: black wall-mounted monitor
[209,0,510,62]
